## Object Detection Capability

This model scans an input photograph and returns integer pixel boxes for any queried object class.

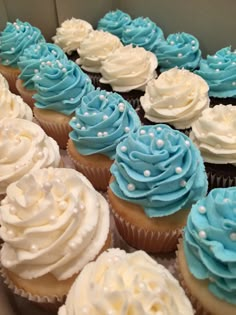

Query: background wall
[0,0,235,56]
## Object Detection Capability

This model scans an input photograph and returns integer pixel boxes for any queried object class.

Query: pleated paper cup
[15,79,36,110]
[0,64,20,95]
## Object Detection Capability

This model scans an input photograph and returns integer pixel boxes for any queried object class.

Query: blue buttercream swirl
[18,43,67,89]
[195,47,236,98]
[97,9,131,39]
[184,187,236,305]
[110,124,208,217]
[33,59,94,115]
[155,32,201,72]
[0,19,45,67]
[69,89,141,159]
[121,17,164,53]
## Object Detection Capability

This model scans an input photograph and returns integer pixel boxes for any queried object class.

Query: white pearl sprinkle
[232,82,236,86]
[218,61,222,65]
[103,115,108,120]
[230,233,236,241]
[62,67,67,73]
[192,46,195,50]
[121,146,127,152]
[149,132,154,138]
[191,40,195,45]
[144,170,151,177]
[140,129,146,135]
[199,230,207,239]
[7,230,15,238]
[46,61,52,65]
[198,206,206,214]
[76,123,81,128]
[175,167,182,174]
[156,139,164,148]
[31,244,38,252]
[80,204,85,211]
[99,94,105,101]
[81,126,86,131]
[223,198,230,203]
[138,282,145,289]
[156,126,162,131]
[178,53,183,57]
[118,103,125,112]
[215,68,220,72]
[49,215,56,223]
[124,127,130,133]
[170,41,175,45]
[127,183,135,191]
[10,206,16,214]
[71,116,76,121]
[180,180,186,187]
[97,132,103,137]
[69,241,76,249]
[34,69,39,73]
[84,112,89,116]
[185,140,190,147]
[72,208,79,214]
[103,131,108,136]
[70,97,74,101]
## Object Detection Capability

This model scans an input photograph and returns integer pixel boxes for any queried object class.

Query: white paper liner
[0,65,20,95]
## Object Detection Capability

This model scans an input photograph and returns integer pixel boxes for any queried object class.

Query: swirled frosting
[195,47,236,98]
[0,19,45,67]
[121,17,164,53]
[183,187,236,305]
[140,68,210,129]
[190,105,236,165]
[97,9,132,39]
[18,43,67,89]
[76,30,123,73]
[100,45,157,92]
[0,88,33,121]
[0,118,61,195]
[155,32,201,72]
[0,73,9,88]
[0,168,110,280]
[110,124,208,217]
[69,89,141,159]
[33,59,94,115]
[59,248,194,315]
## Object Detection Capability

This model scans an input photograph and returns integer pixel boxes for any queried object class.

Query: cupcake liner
[82,70,101,87]
[207,170,236,191]
[0,65,20,95]
[210,97,236,107]
[15,79,36,110]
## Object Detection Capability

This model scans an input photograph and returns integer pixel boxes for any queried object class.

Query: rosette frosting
[190,105,236,165]
[195,46,236,98]
[110,124,208,217]
[121,17,164,53]
[18,43,67,89]
[69,89,141,159]
[0,73,9,88]
[33,59,94,115]
[140,68,209,129]
[0,118,61,195]
[155,32,201,72]
[0,19,45,67]
[97,9,131,39]
[0,168,110,280]
[100,45,157,92]
[59,248,194,315]
[52,18,93,54]
[183,187,236,305]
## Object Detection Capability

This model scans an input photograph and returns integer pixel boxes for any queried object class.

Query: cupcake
[139,68,210,133]
[16,42,67,109]
[67,89,141,191]
[155,32,201,73]
[59,248,194,315]
[99,45,158,108]
[177,187,236,315]
[76,30,123,86]
[0,167,111,310]
[108,124,208,253]
[190,104,236,190]
[195,46,236,106]
[0,73,9,89]
[33,58,94,149]
[0,118,61,199]
[0,19,45,94]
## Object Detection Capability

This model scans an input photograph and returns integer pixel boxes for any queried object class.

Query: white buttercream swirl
[100,45,158,92]
[0,118,61,195]
[190,105,236,165]
[0,88,33,121]
[0,168,110,280]
[140,68,210,129]
[52,18,93,54]
[59,248,194,315]
[0,73,9,89]
[76,30,123,73]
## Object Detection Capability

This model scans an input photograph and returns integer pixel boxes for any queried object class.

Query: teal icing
[195,47,236,98]
[69,89,141,159]
[121,17,164,53]
[33,59,94,115]
[110,124,208,217]
[155,32,201,72]
[97,9,131,39]
[184,187,236,305]
[0,19,45,67]
[18,43,67,89]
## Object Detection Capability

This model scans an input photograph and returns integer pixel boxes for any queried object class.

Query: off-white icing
[0,73,9,89]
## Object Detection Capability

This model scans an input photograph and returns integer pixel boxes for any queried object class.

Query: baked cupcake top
[155,32,201,72]
[18,42,67,89]
[52,18,93,54]
[0,88,33,121]
[140,68,210,129]
[121,17,164,53]
[183,187,236,305]
[195,46,236,98]
[0,118,61,195]
[33,58,94,115]
[190,104,236,165]
[97,9,132,39]
[0,19,45,67]
[59,248,194,315]
[69,89,141,159]
[0,73,9,88]
[76,30,123,73]
[0,168,110,280]
[100,45,157,92]
[110,124,208,217]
